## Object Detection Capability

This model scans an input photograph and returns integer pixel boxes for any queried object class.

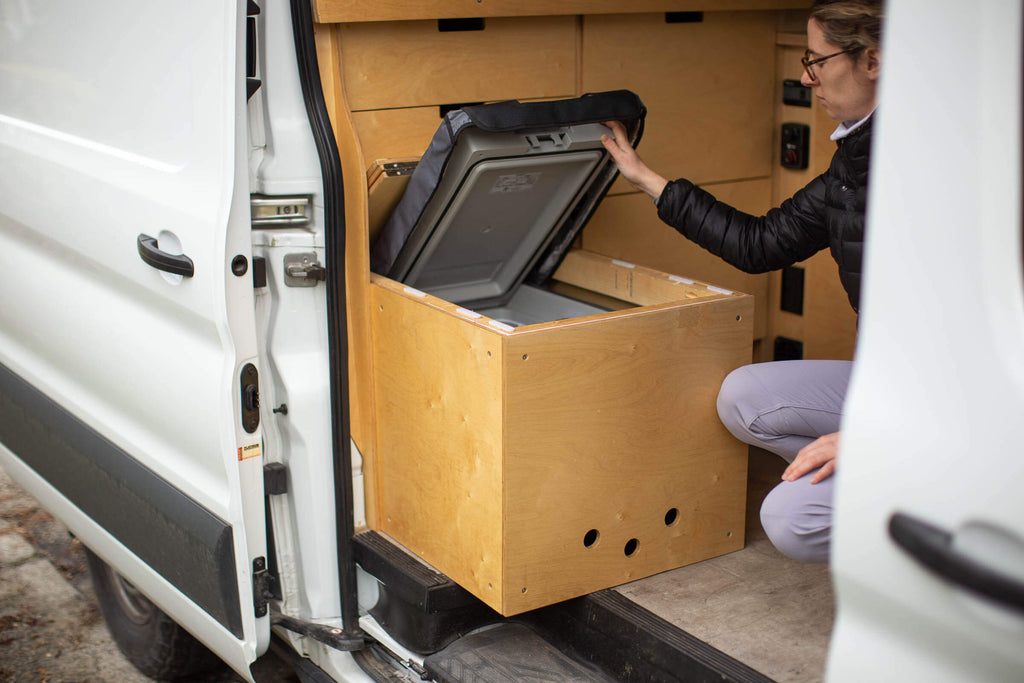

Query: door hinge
[253,556,273,618]
[284,253,326,287]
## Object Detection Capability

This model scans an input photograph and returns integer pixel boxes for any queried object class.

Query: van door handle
[889,512,1024,614]
[137,234,194,278]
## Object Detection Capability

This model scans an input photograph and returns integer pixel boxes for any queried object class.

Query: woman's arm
[602,120,832,274]
[601,120,668,200]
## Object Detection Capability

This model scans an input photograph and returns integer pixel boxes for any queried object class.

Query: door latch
[284,253,325,287]
[240,363,260,434]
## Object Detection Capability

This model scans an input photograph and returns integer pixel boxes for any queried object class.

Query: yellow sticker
[237,443,262,461]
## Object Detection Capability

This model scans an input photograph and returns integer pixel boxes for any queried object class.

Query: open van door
[830,0,1024,680]
[0,1,268,677]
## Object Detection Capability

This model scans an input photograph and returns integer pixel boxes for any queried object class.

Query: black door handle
[137,234,194,278]
[889,512,1024,614]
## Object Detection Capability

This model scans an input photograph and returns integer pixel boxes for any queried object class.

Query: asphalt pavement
[0,466,249,682]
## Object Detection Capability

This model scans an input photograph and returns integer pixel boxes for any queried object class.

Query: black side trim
[523,590,774,683]
[0,361,242,637]
[289,0,362,637]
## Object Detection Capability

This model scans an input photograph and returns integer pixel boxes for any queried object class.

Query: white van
[1,1,1022,681]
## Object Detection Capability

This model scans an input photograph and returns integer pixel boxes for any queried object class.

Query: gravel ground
[0,466,250,683]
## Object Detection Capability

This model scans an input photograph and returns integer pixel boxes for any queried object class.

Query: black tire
[84,547,225,681]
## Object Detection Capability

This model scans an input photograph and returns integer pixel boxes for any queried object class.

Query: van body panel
[0,0,268,676]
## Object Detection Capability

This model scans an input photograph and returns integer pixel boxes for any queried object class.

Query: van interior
[307,2,849,681]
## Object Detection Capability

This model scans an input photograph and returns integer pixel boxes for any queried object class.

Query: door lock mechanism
[240,363,260,434]
[284,253,325,287]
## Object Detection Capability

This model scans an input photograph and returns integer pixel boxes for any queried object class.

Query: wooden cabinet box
[370,249,753,615]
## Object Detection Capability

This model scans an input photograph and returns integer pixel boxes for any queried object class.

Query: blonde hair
[810,0,884,55]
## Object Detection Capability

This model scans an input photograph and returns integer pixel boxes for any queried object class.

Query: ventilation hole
[583,529,600,548]
[624,538,639,557]
[664,508,679,526]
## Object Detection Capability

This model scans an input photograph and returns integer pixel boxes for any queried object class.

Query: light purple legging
[716,360,852,563]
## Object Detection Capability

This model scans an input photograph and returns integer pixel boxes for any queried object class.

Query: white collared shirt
[830,109,876,141]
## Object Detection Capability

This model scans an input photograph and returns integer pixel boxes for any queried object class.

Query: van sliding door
[0,0,267,676]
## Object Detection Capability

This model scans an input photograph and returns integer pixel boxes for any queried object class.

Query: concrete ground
[0,466,245,683]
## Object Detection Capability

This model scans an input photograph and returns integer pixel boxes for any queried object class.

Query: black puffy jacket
[655,116,872,312]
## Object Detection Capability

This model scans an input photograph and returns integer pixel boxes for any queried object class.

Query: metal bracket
[253,557,272,618]
[284,253,325,287]
[272,613,365,651]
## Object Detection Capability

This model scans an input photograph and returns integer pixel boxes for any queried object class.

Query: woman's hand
[601,120,669,201]
[783,432,840,484]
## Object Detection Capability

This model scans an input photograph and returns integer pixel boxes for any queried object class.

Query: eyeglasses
[801,48,855,81]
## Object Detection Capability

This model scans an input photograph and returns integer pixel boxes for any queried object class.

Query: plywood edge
[553,249,752,306]
[315,0,813,23]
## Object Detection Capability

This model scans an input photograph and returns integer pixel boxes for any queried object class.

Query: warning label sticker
[237,443,262,461]
[491,172,541,194]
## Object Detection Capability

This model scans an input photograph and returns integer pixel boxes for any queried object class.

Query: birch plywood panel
[371,281,506,603]
[337,17,576,111]
[583,12,777,194]
[502,297,751,613]
[581,180,772,341]
[370,259,754,615]
[315,1,813,24]
[352,108,439,171]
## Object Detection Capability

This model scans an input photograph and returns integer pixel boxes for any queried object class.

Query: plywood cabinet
[371,250,753,615]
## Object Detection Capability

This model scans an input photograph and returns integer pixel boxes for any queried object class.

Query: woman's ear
[863,47,881,80]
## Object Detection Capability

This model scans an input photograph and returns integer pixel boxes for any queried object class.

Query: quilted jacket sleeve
[656,175,830,274]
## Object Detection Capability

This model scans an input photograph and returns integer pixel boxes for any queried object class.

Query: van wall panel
[582,12,777,193]
[337,17,576,111]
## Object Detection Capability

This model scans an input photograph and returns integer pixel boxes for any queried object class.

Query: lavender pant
[716,360,852,563]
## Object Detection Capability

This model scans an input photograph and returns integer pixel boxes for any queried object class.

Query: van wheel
[84,547,224,681]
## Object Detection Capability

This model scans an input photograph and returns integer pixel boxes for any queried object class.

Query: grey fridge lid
[395,126,607,306]
[372,91,647,309]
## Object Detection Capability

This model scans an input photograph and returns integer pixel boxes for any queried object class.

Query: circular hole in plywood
[624,538,639,557]
[664,508,679,526]
[583,529,600,548]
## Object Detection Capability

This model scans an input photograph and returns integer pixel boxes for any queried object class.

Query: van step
[423,622,617,683]
[352,531,499,653]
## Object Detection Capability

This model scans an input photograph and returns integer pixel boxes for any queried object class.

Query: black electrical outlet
[774,336,804,361]
[780,266,805,315]
[781,122,810,169]
[782,79,812,107]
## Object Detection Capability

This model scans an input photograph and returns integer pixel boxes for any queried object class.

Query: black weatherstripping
[289,0,363,641]
[889,512,1024,614]
[137,234,195,278]
[0,361,242,637]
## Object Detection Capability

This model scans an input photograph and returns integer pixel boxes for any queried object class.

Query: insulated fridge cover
[370,91,647,308]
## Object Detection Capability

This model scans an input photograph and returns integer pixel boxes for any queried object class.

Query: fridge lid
[371,91,647,309]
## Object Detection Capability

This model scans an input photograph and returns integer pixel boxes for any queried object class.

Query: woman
[601,0,883,563]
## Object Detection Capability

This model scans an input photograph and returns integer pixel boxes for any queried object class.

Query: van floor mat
[422,622,617,683]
